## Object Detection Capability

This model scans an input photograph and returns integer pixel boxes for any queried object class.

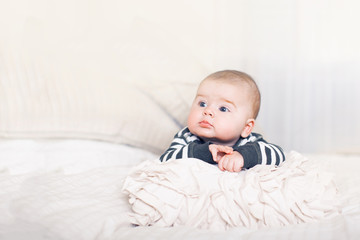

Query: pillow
[0,74,179,154]
[0,12,207,154]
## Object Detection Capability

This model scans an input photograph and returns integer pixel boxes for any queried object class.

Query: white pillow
[0,12,206,154]
[0,75,179,154]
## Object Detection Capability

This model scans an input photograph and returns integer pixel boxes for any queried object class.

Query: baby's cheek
[217,123,237,138]
[187,114,195,129]
[187,108,199,125]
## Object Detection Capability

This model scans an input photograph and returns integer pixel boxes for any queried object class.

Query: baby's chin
[189,127,238,146]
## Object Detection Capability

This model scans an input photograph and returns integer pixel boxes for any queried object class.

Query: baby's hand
[209,144,233,162]
[217,151,244,172]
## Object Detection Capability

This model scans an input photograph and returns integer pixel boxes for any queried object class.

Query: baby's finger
[212,152,219,162]
[208,145,215,158]
[219,145,233,154]
[209,146,219,162]
[233,159,242,172]
[222,156,231,171]
[218,158,225,171]
[224,157,235,172]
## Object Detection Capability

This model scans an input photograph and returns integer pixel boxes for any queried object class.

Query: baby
[160,70,285,172]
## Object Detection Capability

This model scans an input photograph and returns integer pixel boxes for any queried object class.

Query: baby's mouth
[199,120,213,128]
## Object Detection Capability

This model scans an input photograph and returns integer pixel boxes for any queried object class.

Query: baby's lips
[199,120,212,128]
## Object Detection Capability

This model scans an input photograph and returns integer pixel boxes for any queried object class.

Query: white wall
[1,0,359,154]
[237,0,360,154]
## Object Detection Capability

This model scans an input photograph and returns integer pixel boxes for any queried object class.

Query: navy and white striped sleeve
[159,127,190,162]
[233,133,285,169]
[159,127,215,163]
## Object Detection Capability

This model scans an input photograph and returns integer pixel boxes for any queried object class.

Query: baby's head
[187,70,261,146]
[202,70,261,119]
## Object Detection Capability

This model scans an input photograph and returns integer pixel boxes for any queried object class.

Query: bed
[0,78,360,239]
[1,67,360,239]
[0,138,360,240]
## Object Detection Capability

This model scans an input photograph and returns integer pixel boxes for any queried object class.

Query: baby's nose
[203,108,214,117]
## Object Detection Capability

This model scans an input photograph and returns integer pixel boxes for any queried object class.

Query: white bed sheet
[0,139,359,240]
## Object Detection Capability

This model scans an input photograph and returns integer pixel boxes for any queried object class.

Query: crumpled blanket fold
[122,151,340,230]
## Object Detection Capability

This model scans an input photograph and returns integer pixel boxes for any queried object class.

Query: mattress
[0,139,359,240]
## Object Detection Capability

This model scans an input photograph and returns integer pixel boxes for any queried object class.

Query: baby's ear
[241,119,255,138]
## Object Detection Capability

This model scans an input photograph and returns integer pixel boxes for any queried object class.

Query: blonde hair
[202,70,261,119]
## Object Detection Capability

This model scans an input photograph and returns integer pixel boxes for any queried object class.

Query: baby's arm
[209,133,285,171]
[160,127,215,163]
[160,141,215,163]
[233,134,285,169]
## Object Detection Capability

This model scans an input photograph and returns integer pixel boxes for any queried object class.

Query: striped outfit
[160,127,285,169]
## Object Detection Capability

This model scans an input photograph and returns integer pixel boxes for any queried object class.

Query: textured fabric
[0,140,360,239]
[123,151,340,230]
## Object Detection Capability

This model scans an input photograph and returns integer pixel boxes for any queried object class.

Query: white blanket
[123,151,341,230]
[1,140,359,240]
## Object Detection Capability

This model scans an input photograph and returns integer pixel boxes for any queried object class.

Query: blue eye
[219,106,229,112]
[199,101,207,107]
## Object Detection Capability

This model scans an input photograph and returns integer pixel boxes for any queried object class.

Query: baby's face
[187,79,253,146]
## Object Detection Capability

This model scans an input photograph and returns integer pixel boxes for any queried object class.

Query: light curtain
[228,0,360,153]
